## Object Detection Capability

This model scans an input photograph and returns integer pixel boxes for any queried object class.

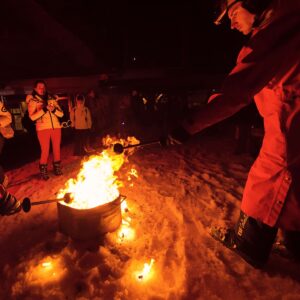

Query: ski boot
[39,164,50,180]
[53,161,63,176]
[210,226,266,269]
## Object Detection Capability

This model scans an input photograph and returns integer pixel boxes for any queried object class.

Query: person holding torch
[165,0,300,268]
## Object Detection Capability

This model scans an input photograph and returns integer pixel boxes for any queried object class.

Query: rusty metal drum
[57,195,122,240]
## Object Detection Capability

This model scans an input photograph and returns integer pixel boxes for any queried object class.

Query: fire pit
[56,145,134,240]
[57,195,122,240]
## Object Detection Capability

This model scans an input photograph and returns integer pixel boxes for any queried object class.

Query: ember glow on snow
[117,200,136,241]
[136,259,155,282]
[29,257,66,285]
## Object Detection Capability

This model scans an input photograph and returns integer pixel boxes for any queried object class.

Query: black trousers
[234,211,300,266]
[73,129,90,156]
[0,136,5,184]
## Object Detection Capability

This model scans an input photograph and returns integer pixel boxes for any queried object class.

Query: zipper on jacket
[49,110,54,129]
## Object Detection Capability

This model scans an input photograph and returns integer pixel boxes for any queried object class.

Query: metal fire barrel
[57,195,122,240]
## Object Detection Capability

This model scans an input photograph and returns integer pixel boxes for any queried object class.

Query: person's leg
[0,136,5,184]
[51,128,62,175]
[51,128,61,162]
[283,231,300,260]
[82,129,90,153]
[73,130,79,156]
[37,129,51,164]
[37,130,51,180]
[78,130,86,155]
[73,129,84,156]
[234,211,278,267]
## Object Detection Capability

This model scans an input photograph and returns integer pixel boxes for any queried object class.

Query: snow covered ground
[1,133,300,300]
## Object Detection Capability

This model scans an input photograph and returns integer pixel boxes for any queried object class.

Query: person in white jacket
[0,184,21,216]
[0,100,13,186]
[70,94,92,156]
[27,80,64,180]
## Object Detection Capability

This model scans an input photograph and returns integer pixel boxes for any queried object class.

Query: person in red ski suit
[167,0,300,268]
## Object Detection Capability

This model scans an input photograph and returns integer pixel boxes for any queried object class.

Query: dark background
[1,0,245,81]
[1,1,258,171]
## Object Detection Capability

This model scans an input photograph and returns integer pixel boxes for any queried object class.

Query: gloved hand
[160,126,191,146]
[47,104,56,113]
[0,184,21,216]
[36,100,47,111]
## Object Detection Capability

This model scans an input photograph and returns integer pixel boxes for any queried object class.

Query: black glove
[0,184,21,216]
[160,126,191,146]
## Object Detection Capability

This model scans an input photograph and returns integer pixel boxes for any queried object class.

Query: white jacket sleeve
[28,100,46,121]
[0,102,12,127]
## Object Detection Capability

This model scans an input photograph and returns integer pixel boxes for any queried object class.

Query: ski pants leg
[37,129,51,164]
[0,135,5,184]
[50,128,61,162]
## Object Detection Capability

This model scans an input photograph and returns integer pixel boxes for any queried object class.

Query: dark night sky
[1,0,245,81]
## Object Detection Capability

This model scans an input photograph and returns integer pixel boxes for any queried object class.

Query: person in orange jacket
[166,0,300,268]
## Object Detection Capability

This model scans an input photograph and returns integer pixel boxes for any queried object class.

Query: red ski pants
[37,128,61,164]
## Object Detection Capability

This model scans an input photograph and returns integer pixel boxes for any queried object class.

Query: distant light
[132,57,137,61]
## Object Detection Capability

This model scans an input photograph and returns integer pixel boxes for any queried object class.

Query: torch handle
[124,140,160,149]
[22,193,72,213]
[113,139,161,154]
[30,198,65,206]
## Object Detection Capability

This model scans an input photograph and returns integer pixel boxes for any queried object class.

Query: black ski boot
[210,212,277,269]
[39,164,49,181]
[53,161,63,176]
[210,226,266,269]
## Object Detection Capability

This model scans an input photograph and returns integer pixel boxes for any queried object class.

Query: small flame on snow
[118,225,135,241]
[29,257,65,284]
[117,200,136,241]
[42,262,52,268]
[136,259,155,282]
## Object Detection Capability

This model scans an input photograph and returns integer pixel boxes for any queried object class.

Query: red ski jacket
[183,0,300,230]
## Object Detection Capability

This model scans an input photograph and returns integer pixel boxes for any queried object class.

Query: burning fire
[58,151,124,209]
[58,136,139,209]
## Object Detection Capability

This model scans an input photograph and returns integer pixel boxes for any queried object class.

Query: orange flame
[58,136,140,210]
[58,150,124,209]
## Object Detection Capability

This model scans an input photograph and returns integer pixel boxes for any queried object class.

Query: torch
[113,138,165,154]
[21,193,72,213]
